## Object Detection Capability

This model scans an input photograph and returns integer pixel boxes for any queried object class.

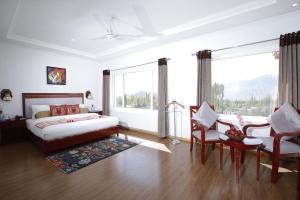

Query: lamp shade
[0,89,13,101]
[85,90,93,99]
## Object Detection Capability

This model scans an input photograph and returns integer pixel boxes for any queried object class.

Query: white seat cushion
[270,102,300,140]
[192,130,221,141]
[259,137,300,154]
[192,101,218,129]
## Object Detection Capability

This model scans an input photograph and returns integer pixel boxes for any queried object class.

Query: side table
[220,136,262,183]
[0,119,27,144]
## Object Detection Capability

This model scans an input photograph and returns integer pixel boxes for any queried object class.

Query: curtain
[196,50,212,106]
[278,31,300,108]
[158,58,169,137]
[102,70,110,115]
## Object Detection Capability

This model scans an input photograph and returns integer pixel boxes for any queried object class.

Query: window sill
[112,108,158,115]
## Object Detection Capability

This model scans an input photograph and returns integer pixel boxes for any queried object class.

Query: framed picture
[47,66,66,85]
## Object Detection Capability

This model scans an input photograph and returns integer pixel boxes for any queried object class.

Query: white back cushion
[79,104,88,108]
[192,101,218,129]
[270,102,300,140]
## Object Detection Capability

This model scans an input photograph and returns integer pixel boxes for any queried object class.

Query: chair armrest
[216,119,234,129]
[273,131,300,142]
[273,131,300,156]
[242,123,270,136]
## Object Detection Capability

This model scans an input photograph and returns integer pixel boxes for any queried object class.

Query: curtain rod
[191,38,279,56]
[110,58,171,72]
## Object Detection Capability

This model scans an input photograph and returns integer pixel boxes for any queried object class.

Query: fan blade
[112,16,143,32]
[132,4,162,37]
[92,14,111,33]
[90,36,109,40]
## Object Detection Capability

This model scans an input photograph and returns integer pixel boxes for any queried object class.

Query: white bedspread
[26,113,119,141]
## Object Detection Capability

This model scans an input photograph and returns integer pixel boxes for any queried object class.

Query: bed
[22,93,119,154]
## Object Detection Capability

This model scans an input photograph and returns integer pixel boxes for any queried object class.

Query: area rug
[47,137,138,174]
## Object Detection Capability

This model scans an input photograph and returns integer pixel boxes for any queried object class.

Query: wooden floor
[0,130,297,200]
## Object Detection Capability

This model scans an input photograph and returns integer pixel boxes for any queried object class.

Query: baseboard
[119,125,190,142]
[119,126,158,136]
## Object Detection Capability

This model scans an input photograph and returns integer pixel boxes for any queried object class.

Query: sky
[212,52,278,84]
[114,69,154,95]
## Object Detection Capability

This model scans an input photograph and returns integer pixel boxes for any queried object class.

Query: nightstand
[89,110,103,115]
[0,119,27,144]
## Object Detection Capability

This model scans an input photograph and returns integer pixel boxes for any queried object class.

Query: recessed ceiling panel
[2,0,299,58]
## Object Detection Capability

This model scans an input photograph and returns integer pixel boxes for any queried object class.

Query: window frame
[211,50,279,118]
[112,67,158,112]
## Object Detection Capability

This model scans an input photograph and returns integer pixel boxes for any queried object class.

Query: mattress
[26,113,119,141]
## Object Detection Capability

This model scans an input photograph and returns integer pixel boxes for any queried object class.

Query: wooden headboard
[22,93,84,118]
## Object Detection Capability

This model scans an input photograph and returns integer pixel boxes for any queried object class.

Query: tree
[212,83,224,113]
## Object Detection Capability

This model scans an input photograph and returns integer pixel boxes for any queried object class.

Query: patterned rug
[47,137,138,174]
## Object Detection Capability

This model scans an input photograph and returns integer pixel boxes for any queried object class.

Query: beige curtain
[102,70,110,115]
[196,50,212,106]
[278,31,300,108]
[158,58,169,137]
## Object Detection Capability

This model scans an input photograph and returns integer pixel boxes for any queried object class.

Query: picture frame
[46,66,66,85]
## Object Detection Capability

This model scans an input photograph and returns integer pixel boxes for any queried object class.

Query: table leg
[241,150,246,164]
[235,148,240,183]
[220,142,223,170]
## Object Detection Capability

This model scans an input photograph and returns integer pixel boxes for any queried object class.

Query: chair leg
[220,142,223,170]
[212,143,215,150]
[271,156,280,183]
[201,140,205,165]
[256,149,261,181]
[297,153,300,200]
[230,147,235,163]
[190,137,194,152]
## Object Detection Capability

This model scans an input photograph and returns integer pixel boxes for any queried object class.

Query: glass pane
[114,74,123,107]
[124,71,152,109]
[212,52,279,117]
[153,68,158,110]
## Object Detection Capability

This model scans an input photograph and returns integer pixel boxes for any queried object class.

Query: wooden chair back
[189,105,217,134]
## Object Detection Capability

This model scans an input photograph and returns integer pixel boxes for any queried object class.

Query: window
[113,67,158,110]
[212,52,279,118]
[114,74,123,107]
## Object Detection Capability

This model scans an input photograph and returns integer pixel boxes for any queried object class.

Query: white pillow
[192,101,218,129]
[31,105,50,119]
[270,102,300,140]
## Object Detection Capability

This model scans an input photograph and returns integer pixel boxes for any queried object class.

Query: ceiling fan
[91,4,162,41]
[91,15,144,40]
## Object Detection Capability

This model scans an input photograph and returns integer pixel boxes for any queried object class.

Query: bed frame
[22,93,119,154]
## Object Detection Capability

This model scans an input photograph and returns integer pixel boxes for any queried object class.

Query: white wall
[99,10,300,138]
[0,41,102,117]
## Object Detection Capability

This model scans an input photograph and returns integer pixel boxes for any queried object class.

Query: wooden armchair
[190,105,234,165]
[242,108,300,183]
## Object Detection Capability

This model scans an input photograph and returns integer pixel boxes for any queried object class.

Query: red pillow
[66,104,80,115]
[50,105,67,116]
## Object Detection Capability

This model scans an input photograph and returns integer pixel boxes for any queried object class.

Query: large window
[212,52,279,118]
[113,67,158,110]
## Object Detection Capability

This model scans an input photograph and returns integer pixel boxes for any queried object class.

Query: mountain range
[223,75,278,100]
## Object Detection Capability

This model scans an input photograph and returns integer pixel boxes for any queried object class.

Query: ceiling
[0,0,299,60]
